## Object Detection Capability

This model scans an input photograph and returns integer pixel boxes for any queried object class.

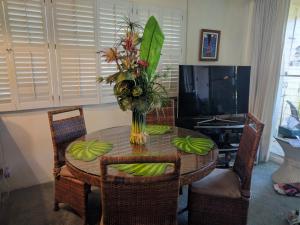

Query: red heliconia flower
[137,60,149,68]
[123,35,134,51]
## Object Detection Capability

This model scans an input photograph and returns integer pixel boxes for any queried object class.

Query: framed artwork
[199,29,221,61]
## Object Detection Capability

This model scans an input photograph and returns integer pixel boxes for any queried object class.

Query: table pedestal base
[272,158,300,184]
[273,138,300,184]
[272,159,300,183]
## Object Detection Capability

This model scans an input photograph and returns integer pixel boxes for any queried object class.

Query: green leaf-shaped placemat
[68,140,113,162]
[172,136,214,155]
[145,125,171,135]
[113,163,170,176]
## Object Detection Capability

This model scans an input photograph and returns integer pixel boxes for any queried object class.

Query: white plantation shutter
[159,9,184,97]
[3,0,53,109]
[0,1,6,48]
[56,51,98,104]
[54,0,96,48]
[134,5,160,27]
[53,0,99,105]
[0,1,15,111]
[0,0,186,111]
[5,0,47,46]
[0,53,10,104]
[12,50,51,105]
[0,52,15,111]
[98,0,130,103]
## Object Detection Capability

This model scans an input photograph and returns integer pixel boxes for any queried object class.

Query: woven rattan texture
[55,176,89,219]
[146,99,175,126]
[52,117,86,145]
[48,106,89,225]
[188,113,264,225]
[188,194,248,225]
[49,107,87,168]
[100,155,181,225]
[233,113,265,196]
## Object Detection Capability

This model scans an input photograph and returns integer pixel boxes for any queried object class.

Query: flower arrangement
[98,16,168,145]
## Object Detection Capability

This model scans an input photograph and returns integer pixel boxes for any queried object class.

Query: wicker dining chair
[100,154,181,225]
[48,106,90,225]
[146,98,176,126]
[188,113,264,225]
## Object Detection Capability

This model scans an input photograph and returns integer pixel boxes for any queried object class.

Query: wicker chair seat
[190,168,241,200]
[60,165,76,178]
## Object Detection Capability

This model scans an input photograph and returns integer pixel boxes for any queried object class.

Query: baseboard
[269,152,284,164]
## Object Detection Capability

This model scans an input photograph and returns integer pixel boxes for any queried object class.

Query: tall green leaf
[140,16,165,77]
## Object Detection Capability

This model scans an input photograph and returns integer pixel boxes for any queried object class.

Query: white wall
[0,0,253,191]
[186,0,253,65]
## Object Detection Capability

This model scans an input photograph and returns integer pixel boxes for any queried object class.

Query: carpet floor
[0,162,299,225]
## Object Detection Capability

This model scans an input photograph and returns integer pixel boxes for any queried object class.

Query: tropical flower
[137,60,149,68]
[97,17,168,114]
[132,32,140,46]
[102,48,118,63]
[97,16,167,145]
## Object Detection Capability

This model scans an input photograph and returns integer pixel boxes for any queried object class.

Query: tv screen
[178,65,250,118]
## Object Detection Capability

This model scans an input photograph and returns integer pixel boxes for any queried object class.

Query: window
[0,0,185,112]
[276,2,300,126]
[0,0,13,111]
[272,0,300,157]
[98,0,131,103]
[131,3,185,97]
[272,0,300,156]
[53,0,99,105]
[5,0,53,109]
[160,9,185,97]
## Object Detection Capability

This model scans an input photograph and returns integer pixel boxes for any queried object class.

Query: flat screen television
[178,65,250,118]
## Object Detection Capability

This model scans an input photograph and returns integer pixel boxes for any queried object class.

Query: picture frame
[199,29,221,61]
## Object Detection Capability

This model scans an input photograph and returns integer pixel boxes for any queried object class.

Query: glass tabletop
[65,126,218,185]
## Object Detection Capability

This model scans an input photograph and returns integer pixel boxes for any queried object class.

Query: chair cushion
[190,169,241,198]
[60,165,75,178]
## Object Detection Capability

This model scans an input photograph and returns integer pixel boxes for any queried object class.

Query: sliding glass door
[272,0,300,156]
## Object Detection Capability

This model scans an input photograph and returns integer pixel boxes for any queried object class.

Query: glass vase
[130,108,146,145]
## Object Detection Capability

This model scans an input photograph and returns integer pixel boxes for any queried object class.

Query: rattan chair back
[100,154,181,225]
[48,106,87,171]
[146,98,175,126]
[233,113,264,197]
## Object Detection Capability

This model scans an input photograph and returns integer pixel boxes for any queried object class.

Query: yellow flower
[102,48,118,63]
[132,32,140,46]
[122,57,132,70]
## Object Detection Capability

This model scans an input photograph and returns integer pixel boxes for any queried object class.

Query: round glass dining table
[65,126,218,186]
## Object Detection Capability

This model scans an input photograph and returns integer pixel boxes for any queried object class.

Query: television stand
[178,115,246,168]
[196,116,242,125]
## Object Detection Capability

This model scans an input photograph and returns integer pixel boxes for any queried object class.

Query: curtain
[249,0,290,161]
